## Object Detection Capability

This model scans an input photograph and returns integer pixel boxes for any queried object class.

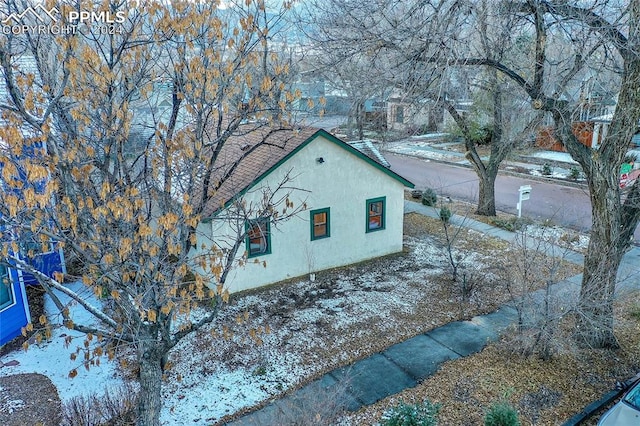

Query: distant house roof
[201,127,413,219]
[348,140,391,168]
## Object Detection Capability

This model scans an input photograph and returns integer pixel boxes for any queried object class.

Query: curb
[562,389,621,425]
[562,374,640,425]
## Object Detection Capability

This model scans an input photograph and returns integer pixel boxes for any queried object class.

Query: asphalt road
[387,152,640,242]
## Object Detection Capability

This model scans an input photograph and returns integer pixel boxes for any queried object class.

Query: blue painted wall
[0,267,30,346]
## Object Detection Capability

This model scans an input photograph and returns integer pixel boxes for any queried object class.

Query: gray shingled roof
[347,140,390,168]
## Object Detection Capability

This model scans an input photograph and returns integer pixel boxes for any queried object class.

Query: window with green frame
[0,264,13,311]
[246,217,271,258]
[310,208,330,240]
[366,197,386,232]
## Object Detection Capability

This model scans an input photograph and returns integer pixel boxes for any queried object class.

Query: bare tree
[303,0,542,216]
[503,224,574,360]
[0,1,302,424]
[306,0,640,348]
[295,2,397,140]
[462,0,640,348]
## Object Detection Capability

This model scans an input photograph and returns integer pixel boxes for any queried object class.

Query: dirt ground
[0,373,61,426]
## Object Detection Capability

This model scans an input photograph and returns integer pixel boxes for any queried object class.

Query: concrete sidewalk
[227,202,640,426]
[229,306,519,426]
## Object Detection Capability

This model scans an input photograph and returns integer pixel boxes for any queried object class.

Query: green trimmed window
[0,265,13,311]
[310,208,330,240]
[246,218,271,257]
[366,197,386,232]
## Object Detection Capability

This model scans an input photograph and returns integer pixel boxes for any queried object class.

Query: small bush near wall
[569,166,581,180]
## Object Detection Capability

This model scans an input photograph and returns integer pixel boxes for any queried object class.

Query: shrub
[252,365,267,376]
[559,232,580,244]
[541,163,552,176]
[569,166,581,180]
[421,188,438,207]
[62,384,138,426]
[629,303,640,321]
[381,399,440,426]
[489,217,524,232]
[484,401,520,426]
[411,189,423,199]
[273,375,351,425]
[439,206,452,223]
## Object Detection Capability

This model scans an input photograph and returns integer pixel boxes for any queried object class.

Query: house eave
[201,128,414,222]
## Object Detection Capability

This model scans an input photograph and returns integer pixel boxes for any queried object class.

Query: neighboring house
[191,127,414,293]
[0,141,66,346]
[363,99,388,130]
[0,263,30,346]
[536,121,597,152]
[387,93,445,134]
[536,115,640,152]
[0,246,65,346]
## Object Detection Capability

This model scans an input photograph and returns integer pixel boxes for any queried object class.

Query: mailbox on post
[517,185,532,218]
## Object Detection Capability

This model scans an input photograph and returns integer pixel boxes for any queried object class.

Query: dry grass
[332,207,627,426]
[340,293,640,425]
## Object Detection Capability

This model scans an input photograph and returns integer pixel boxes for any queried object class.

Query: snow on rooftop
[348,139,391,168]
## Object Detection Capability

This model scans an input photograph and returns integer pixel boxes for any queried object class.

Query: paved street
[386,152,640,243]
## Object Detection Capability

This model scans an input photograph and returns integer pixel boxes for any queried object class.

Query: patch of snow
[530,151,578,164]
[0,282,125,405]
[529,169,572,179]
[410,133,451,140]
[0,398,25,414]
[522,224,590,252]
[161,368,281,424]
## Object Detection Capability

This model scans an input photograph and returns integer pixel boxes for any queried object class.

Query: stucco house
[191,127,414,294]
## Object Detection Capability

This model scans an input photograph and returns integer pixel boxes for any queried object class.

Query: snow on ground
[410,133,451,140]
[524,223,590,253]
[385,141,463,162]
[159,237,460,425]
[0,282,126,402]
[530,151,578,164]
[0,235,463,425]
[0,221,580,425]
[529,168,576,179]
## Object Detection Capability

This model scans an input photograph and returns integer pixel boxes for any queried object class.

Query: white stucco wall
[193,134,408,293]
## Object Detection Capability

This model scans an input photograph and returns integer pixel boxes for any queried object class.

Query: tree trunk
[137,327,165,426]
[356,101,364,140]
[575,174,623,348]
[477,171,497,216]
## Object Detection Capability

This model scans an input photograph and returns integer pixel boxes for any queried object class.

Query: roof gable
[203,127,414,219]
